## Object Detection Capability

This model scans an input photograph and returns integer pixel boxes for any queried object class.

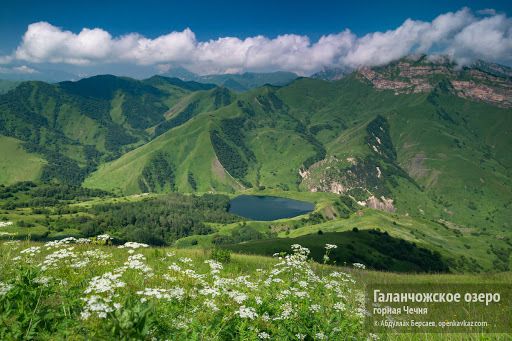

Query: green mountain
[0,74,214,185]
[1,57,512,271]
[162,68,298,91]
[83,57,512,236]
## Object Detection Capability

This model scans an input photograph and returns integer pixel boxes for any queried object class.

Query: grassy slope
[0,239,509,340]
[82,76,512,273]
[84,102,243,194]
[0,135,46,184]
[4,74,509,273]
[0,76,200,183]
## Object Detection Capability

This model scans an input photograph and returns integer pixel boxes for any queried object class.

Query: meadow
[0,237,365,340]
[1,237,510,340]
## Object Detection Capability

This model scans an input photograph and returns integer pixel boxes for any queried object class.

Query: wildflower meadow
[0,236,367,340]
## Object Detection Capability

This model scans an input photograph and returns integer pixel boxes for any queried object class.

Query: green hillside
[0,75,212,185]
[84,71,512,234]
[225,230,449,273]
[2,58,512,275]
[0,135,46,184]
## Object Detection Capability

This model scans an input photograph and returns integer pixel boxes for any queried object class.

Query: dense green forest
[79,194,238,245]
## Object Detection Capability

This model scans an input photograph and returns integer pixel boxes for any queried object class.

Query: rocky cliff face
[357,55,512,107]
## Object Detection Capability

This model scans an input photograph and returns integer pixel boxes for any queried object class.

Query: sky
[0,0,511,79]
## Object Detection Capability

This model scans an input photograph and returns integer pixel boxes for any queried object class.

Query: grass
[0,239,364,340]
[0,238,509,340]
[0,136,46,185]
[224,230,449,273]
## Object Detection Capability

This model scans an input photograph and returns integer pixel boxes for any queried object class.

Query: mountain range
[0,64,299,92]
[161,67,299,91]
[0,55,511,268]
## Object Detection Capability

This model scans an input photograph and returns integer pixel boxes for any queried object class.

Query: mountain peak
[355,56,512,107]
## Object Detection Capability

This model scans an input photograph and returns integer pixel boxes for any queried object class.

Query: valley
[2,2,512,338]
[1,55,511,276]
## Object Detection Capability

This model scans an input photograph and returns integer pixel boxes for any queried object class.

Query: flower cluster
[1,239,366,339]
[81,270,126,319]
[118,242,149,249]
[44,237,90,249]
[353,262,367,270]
[0,281,13,296]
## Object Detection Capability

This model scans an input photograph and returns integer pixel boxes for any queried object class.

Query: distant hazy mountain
[160,66,199,81]
[162,68,298,91]
[0,66,79,83]
[0,79,21,94]
[311,66,352,80]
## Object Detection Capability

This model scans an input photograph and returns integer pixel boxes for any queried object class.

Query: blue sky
[0,0,511,78]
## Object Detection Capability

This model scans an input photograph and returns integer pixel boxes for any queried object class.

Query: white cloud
[449,14,512,65]
[2,7,512,75]
[12,65,38,74]
[0,65,38,74]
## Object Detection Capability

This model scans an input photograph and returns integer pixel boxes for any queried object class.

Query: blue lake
[228,195,314,221]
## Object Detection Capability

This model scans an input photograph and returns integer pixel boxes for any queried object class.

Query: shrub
[210,247,231,263]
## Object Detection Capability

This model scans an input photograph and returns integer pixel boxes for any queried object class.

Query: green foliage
[81,193,238,245]
[210,130,248,180]
[138,152,175,192]
[226,230,449,273]
[0,182,110,209]
[154,100,200,137]
[187,172,197,191]
[365,115,396,161]
[104,123,138,152]
[219,116,256,162]
[210,247,231,263]
[107,298,154,339]
[333,196,359,219]
[0,266,73,339]
[211,87,232,108]
[0,241,365,340]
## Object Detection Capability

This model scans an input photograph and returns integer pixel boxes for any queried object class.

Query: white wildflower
[0,282,13,296]
[203,299,219,312]
[124,253,152,274]
[310,304,321,312]
[353,262,366,270]
[315,332,327,340]
[178,257,193,263]
[20,246,41,256]
[258,331,271,339]
[118,241,149,249]
[95,234,111,241]
[34,276,52,287]
[236,305,258,319]
[227,290,248,304]
[333,302,346,311]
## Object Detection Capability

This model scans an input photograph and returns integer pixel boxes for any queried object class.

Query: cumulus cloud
[1,7,511,75]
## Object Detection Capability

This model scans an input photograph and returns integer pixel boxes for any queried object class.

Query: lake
[228,195,314,221]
